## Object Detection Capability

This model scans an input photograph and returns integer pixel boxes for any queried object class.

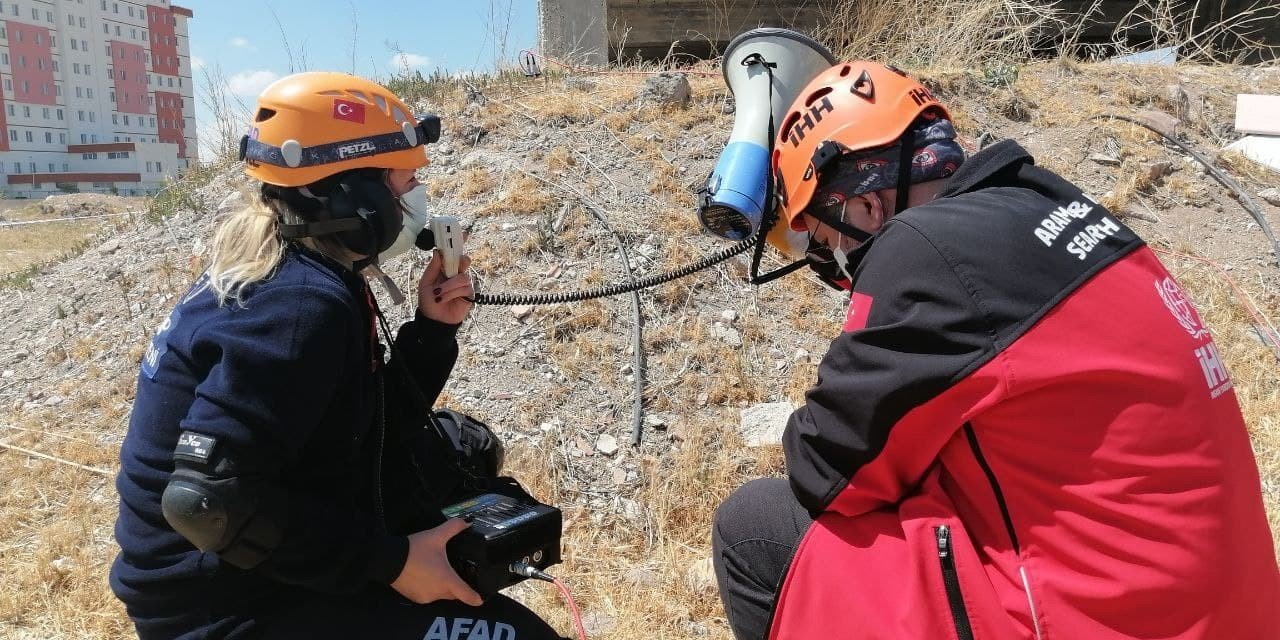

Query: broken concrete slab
[1107,46,1178,65]
[1224,136,1280,173]
[1235,94,1280,136]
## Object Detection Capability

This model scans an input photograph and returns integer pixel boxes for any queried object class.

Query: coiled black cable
[471,235,758,306]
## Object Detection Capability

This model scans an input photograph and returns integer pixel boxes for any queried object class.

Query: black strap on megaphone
[740,51,811,286]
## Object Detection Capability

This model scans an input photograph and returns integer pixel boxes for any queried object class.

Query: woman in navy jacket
[110,72,561,639]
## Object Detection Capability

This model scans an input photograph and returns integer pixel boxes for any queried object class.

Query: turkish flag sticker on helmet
[332,99,366,124]
[844,292,874,332]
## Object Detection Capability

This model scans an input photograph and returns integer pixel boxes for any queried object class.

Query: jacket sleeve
[179,285,408,591]
[384,310,460,421]
[784,220,998,517]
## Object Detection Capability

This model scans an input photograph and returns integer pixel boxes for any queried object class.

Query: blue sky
[184,0,538,157]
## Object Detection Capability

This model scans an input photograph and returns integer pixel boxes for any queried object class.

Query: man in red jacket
[712,61,1280,640]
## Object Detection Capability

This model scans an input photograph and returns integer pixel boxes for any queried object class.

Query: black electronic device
[444,491,562,597]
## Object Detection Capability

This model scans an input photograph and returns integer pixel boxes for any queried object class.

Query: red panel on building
[0,69,8,152]
[110,41,149,115]
[155,90,186,158]
[148,5,179,76]
[6,21,57,106]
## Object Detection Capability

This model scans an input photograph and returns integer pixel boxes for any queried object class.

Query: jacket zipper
[936,525,975,640]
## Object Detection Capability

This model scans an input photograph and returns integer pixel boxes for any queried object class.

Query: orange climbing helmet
[771,61,950,233]
[240,72,439,187]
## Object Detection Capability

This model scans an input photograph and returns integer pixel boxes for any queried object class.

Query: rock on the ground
[596,433,619,456]
[1260,188,1280,207]
[739,402,794,447]
[1133,109,1180,136]
[637,72,691,108]
[712,324,742,348]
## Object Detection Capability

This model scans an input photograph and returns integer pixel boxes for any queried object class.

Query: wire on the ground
[1094,113,1280,263]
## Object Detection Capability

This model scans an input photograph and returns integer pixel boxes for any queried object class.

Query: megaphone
[698,28,837,242]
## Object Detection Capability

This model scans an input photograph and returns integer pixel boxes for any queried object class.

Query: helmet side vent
[804,87,833,107]
[255,108,277,122]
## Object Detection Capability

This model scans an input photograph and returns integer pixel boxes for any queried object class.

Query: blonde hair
[207,190,351,306]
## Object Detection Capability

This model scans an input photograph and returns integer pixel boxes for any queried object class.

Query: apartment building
[0,0,195,198]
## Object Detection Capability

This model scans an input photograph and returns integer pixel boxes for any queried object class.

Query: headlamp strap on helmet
[240,115,441,170]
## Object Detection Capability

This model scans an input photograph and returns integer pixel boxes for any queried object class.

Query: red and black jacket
[772,141,1279,639]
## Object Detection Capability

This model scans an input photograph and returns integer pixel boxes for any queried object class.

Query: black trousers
[712,478,814,640]
[252,588,565,639]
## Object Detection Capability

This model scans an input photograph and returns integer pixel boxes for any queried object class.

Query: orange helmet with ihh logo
[771,61,949,236]
[240,72,439,187]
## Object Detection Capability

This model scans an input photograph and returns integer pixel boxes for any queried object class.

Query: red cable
[521,49,719,77]
[1152,246,1280,362]
[551,576,589,640]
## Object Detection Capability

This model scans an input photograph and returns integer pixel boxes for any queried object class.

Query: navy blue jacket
[110,245,459,639]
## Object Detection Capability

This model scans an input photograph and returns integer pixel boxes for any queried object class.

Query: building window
[115,25,120,36]
[22,106,29,117]
[149,117,154,127]
[34,33,40,45]
[113,2,118,12]
[127,6,132,16]
[62,163,68,172]
[78,110,84,121]
[75,87,82,97]
[103,23,108,34]
[89,112,95,122]
[51,60,58,71]
[21,81,28,93]
[57,109,63,120]
[123,115,129,125]
[36,58,43,70]
[70,38,77,50]
[17,55,24,68]
[59,134,65,144]
[79,17,85,28]
[48,163,55,173]
[13,163,20,174]
[68,14,74,26]
[29,162,36,174]
[73,62,80,74]
[104,44,110,55]
[109,91,115,101]
[7,130,14,141]
[44,132,51,143]
[41,108,48,118]
[86,88,93,98]
[80,134,87,143]
[1,53,8,64]
[3,79,9,91]
[55,85,60,97]
[112,114,118,124]
[25,130,33,142]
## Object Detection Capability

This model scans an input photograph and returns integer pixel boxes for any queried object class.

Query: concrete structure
[538,0,1279,65]
[0,0,196,198]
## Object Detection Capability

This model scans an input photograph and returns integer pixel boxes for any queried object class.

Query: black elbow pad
[161,432,287,569]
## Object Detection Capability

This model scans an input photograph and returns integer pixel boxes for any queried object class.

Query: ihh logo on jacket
[1155,276,1209,339]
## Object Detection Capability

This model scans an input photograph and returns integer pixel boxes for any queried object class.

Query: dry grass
[0,205,118,288]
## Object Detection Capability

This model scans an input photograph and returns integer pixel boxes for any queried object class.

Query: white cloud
[390,52,431,71]
[227,70,280,96]
[229,36,251,48]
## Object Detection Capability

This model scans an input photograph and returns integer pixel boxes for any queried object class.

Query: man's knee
[714,477,799,546]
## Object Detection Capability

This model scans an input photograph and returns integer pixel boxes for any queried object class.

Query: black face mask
[804,240,853,291]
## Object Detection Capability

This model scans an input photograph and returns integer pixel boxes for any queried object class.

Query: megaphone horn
[698,28,837,241]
